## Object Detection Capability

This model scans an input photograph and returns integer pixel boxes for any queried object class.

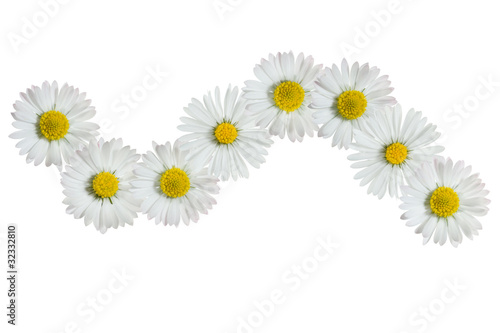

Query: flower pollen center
[160,167,190,198]
[214,122,238,144]
[430,186,460,218]
[39,110,69,141]
[273,81,305,112]
[385,142,408,165]
[337,90,367,120]
[92,172,119,198]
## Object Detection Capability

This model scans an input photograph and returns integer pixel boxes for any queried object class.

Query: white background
[1,0,499,332]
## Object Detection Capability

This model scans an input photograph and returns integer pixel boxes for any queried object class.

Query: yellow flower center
[214,122,238,144]
[39,110,69,141]
[337,90,367,120]
[273,81,305,112]
[92,172,119,198]
[160,167,190,198]
[430,186,460,218]
[385,142,408,165]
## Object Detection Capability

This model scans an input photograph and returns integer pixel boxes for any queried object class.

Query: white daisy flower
[178,85,273,181]
[131,140,219,226]
[61,138,141,234]
[10,81,99,167]
[400,157,490,247]
[348,105,445,199]
[310,59,396,149]
[242,51,322,142]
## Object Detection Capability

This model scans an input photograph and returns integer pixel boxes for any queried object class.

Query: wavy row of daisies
[10,52,490,247]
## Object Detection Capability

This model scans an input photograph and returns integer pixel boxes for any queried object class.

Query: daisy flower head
[131,140,219,226]
[10,81,99,167]
[310,59,396,149]
[348,104,445,199]
[178,85,273,181]
[400,157,490,247]
[61,138,141,234]
[242,51,323,142]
